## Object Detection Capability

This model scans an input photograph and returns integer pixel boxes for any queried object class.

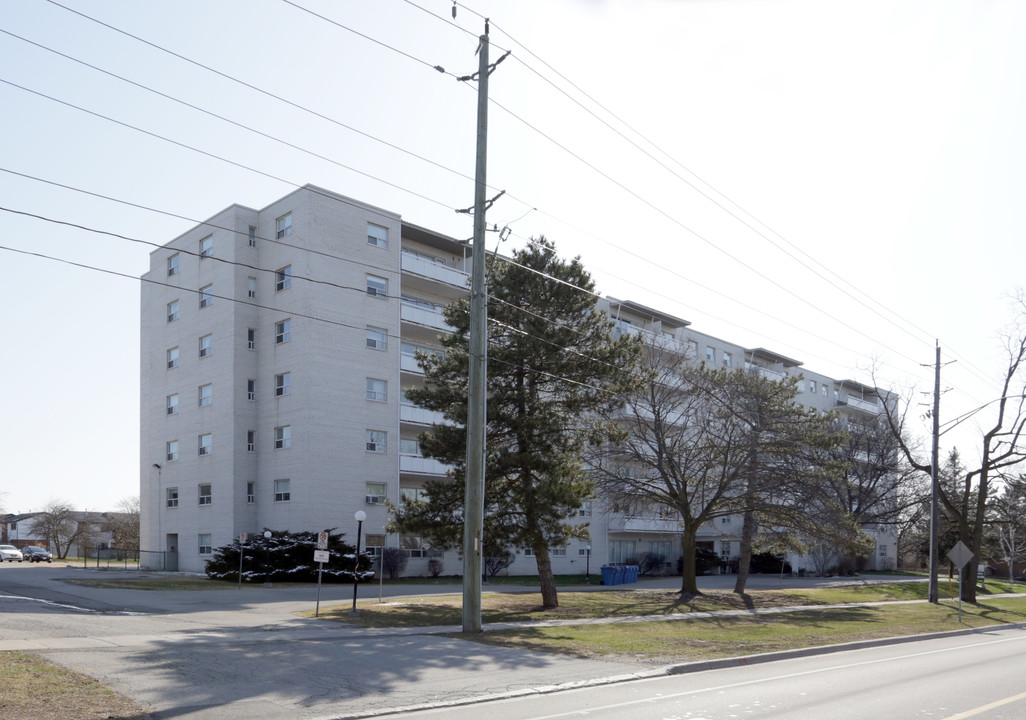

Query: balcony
[401,303,453,331]
[400,404,448,426]
[608,516,681,534]
[399,454,451,476]
[401,252,469,288]
[839,396,881,415]
[745,363,787,381]
[400,353,424,374]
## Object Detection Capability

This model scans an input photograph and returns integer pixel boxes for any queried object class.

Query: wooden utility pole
[463,25,490,634]
[928,341,941,604]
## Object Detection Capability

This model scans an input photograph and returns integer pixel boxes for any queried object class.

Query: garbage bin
[600,565,616,586]
[628,565,639,583]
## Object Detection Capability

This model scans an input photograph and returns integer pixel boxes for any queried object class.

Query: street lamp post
[585,545,592,584]
[263,530,272,587]
[351,511,366,616]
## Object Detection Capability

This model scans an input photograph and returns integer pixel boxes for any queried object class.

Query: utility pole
[928,341,941,604]
[463,24,490,634]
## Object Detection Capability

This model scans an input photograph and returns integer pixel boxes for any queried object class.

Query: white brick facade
[140,185,896,575]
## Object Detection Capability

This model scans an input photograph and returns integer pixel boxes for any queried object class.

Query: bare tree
[989,475,1026,585]
[590,347,846,599]
[880,294,1026,601]
[35,499,95,559]
[102,496,141,553]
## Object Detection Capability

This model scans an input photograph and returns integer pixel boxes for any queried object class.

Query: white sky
[1,0,1023,514]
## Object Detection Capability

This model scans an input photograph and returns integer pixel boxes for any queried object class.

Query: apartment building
[140,185,896,574]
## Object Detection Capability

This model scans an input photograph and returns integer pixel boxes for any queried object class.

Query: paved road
[0,566,939,720]
[371,626,1026,720]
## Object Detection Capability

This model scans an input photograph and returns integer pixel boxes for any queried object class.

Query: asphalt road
[368,626,1026,720]
[0,565,957,720]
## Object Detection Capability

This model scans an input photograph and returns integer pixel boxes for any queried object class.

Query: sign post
[314,532,329,617]
[946,540,974,623]
[238,532,247,590]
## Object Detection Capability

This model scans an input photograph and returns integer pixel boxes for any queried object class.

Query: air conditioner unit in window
[365,495,383,504]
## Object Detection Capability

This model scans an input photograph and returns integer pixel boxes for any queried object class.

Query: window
[723,351,732,369]
[810,380,817,394]
[822,385,828,397]
[248,225,257,247]
[166,440,179,462]
[578,501,593,517]
[366,482,386,504]
[275,372,291,397]
[167,300,179,323]
[199,334,212,358]
[276,213,292,238]
[274,479,291,502]
[246,430,255,453]
[366,326,387,351]
[198,433,212,456]
[367,223,388,248]
[366,274,387,298]
[687,340,699,358]
[608,540,636,565]
[551,546,567,557]
[167,347,180,369]
[198,384,212,407]
[720,516,731,524]
[199,235,213,258]
[198,484,212,505]
[366,378,387,402]
[167,254,180,276]
[401,487,429,504]
[400,535,440,558]
[199,285,213,308]
[166,393,179,416]
[275,266,291,292]
[399,438,420,456]
[275,319,291,344]
[274,425,291,449]
[247,481,255,504]
[247,328,256,350]
[166,487,178,508]
[247,379,255,401]
[705,346,715,363]
[879,544,887,558]
[364,534,384,557]
[247,277,256,299]
[366,430,386,453]
[198,534,212,555]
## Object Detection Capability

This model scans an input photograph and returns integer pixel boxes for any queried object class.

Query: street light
[585,545,592,584]
[351,510,367,616]
[263,531,272,587]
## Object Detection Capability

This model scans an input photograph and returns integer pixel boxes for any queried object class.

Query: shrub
[204,528,372,583]
[677,547,720,575]
[749,552,791,575]
[638,552,667,576]
[427,558,444,577]
[381,547,408,580]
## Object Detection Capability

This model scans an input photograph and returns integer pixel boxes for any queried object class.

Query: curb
[328,620,1026,720]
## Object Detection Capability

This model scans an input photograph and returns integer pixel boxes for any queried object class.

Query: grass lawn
[0,651,153,720]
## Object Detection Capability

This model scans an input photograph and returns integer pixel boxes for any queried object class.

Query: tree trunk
[679,529,700,599]
[533,544,559,608]
[733,508,756,594]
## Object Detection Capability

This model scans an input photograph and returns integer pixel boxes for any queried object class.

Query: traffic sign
[316,532,329,550]
[314,550,330,563]
[239,532,247,543]
[947,541,974,569]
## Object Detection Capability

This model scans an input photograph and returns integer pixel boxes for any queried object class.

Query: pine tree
[390,238,641,608]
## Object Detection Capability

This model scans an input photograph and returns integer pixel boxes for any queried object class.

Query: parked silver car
[0,545,24,562]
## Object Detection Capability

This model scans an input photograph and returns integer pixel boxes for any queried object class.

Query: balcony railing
[745,363,787,381]
[839,396,881,414]
[401,252,469,288]
[400,404,448,426]
[399,454,451,476]
[400,303,453,331]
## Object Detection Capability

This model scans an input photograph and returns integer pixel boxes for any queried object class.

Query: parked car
[20,546,53,563]
[0,545,24,562]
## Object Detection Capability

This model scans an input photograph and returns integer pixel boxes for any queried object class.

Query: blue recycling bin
[614,566,625,585]
[600,566,616,585]
[627,565,638,583]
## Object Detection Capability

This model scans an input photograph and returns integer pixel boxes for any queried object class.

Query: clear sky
[1,0,1023,514]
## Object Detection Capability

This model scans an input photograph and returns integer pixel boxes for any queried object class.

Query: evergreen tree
[389,238,641,608]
